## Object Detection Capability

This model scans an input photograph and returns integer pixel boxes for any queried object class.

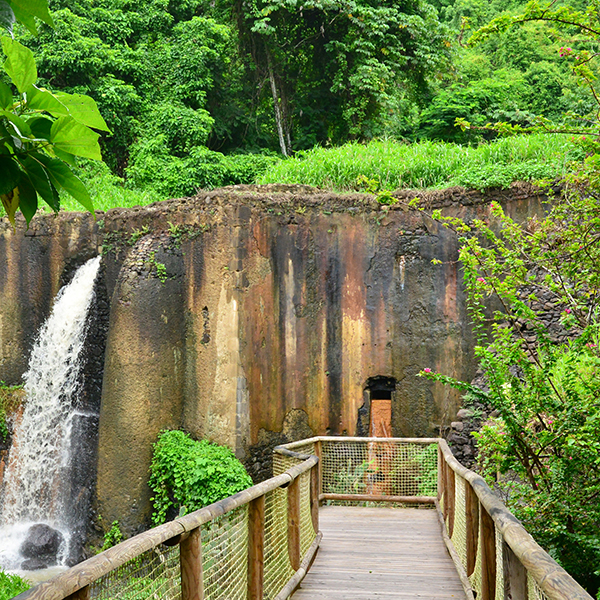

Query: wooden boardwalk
[292,506,467,600]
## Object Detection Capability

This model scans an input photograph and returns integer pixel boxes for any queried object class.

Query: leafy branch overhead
[0,0,109,226]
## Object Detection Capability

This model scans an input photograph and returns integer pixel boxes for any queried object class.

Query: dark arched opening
[357,376,397,437]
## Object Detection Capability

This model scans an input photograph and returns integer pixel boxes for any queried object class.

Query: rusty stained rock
[0,184,548,532]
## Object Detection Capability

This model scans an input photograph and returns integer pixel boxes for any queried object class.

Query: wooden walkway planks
[292,506,467,600]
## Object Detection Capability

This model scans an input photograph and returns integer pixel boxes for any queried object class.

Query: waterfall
[0,256,101,572]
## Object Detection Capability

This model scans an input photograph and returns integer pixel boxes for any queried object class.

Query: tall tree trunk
[266,52,291,157]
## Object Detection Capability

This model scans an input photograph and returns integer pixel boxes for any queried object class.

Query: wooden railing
[436,439,592,600]
[14,436,593,600]
[279,436,592,600]
[15,451,319,600]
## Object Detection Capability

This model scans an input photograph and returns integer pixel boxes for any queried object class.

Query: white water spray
[0,256,101,571]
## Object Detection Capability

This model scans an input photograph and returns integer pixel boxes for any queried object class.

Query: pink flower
[565,308,572,314]
[477,277,486,283]
[423,368,432,373]
[548,420,553,425]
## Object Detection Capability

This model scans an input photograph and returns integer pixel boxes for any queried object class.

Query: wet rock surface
[20,524,64,567]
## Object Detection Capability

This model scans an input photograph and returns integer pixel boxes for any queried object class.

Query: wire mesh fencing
[320,439,438,502]
[438,440,593,600]
[263,487,294,600]
[201,505,249,600]
[91,544,181,600]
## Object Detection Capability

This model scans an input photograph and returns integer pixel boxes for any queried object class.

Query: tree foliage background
[5,0,596,201]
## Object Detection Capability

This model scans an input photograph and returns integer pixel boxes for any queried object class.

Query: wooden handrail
[438,439,592,600]
[16,455,318,600]
[13,436,592,600]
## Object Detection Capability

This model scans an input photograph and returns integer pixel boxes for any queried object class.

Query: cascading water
[0,256,101,574]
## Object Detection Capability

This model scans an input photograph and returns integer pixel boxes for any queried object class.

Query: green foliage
[0,569,30,600]
[259,134,583,191]
[0,381,22,444]
[0,0,108,225]
[149,430,253,526]
[419,188,600,594]
[126,142,280,198]
[101,520,123,551]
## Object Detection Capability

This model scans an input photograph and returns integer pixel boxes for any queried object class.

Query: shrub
[149,430,253,526]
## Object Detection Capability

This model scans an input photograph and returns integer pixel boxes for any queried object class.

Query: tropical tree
[237,0,451,155]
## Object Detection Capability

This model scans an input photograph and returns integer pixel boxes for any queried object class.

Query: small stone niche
[357,376,397,437]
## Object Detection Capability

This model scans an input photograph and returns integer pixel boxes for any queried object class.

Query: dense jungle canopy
[5,0,598,203]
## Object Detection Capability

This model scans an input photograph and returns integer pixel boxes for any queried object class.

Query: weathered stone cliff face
[0,184,545,535]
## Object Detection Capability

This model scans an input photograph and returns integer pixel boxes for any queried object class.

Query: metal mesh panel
[495,525,505,600]
[273,442,315,477]
[299,470,315,555]
[469,525,483,596]
[90,544,181,600]
[263,487,294,600]
[528,573,551,600]
[201,505,248,600]
[451,474,467,571]
[321,441,437,499]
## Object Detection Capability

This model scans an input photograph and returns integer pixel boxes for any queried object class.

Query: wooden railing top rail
[17,454,318,600]
[277,436,439,449]
[438,439,592,600]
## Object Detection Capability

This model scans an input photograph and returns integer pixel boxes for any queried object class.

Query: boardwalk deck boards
[292,506,467,600]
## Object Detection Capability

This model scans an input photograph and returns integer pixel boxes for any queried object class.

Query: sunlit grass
[2,133,584,219]
[258,133,584,191]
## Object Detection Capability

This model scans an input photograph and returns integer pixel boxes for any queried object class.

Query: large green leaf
[16,173,37,224]
[55,92,110,132]
[19,154,57,210]
[1,109,30,136]
[28,115,52,140]
[0,0,15,35]
[50,116,102,160]
[53,147,76,166]
[8,0,53,34]
[0,80,12,109]
[27,85,68,116]
[1,37,37,93]
[0,153,20,195]
[35,153,93,212]
[9,5,35,33]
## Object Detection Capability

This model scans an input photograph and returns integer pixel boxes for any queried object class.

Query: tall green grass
[0,570,30,600]
[258,134,584,191]
[5,133,584,219]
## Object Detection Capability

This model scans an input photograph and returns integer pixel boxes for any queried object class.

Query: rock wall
[0,184,546,535]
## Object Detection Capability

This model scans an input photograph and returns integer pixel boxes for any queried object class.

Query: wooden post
[65,586,90,600]
[287,477,301,570]
[446,466,456,538]
[503,541,528,600]
[310,464,319,533]
[437,444,444,502]
[441,452,448,521]
[315,440,323,503]
[181,528,203,600]
[247,495,265,600]
[465,481,479,577]
[480,504,496,600]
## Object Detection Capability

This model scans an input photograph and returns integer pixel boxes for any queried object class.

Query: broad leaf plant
[0,0,107,226]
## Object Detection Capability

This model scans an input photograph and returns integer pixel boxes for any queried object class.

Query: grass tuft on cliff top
[258,133,583,191]
[47,133,584,214]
